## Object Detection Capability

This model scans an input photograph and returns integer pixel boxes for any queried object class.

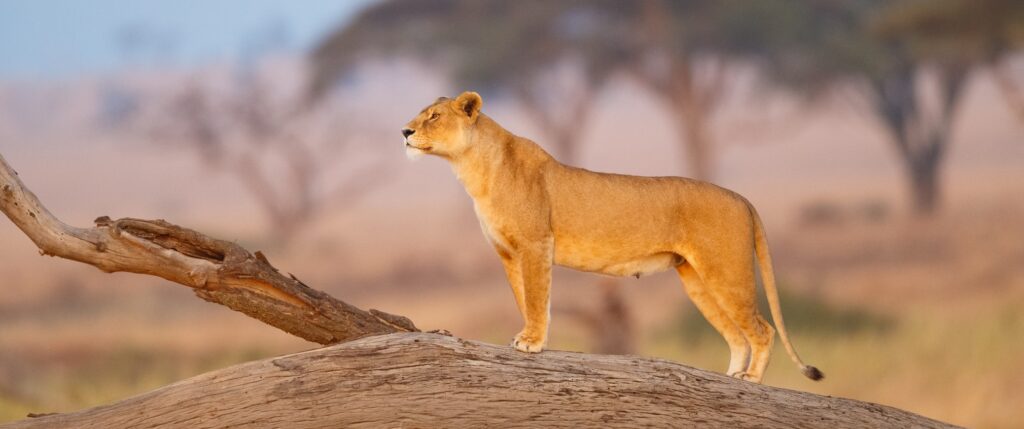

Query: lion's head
[401,91,482,159]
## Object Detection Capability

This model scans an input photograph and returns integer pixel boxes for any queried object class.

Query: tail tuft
[802,366,825,381]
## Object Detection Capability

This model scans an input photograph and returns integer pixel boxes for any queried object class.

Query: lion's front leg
[511,239,553,353]
[498,252,527,320]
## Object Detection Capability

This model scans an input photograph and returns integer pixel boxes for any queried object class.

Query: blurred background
[1,0,1022,427]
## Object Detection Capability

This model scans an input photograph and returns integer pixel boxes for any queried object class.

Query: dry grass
[647,292,1024,429]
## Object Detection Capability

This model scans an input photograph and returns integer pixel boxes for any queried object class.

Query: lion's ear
[455,91,482,121]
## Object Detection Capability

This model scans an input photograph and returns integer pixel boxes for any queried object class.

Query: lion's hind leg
[675,263,750,377]
[689,259,775,383]
[743,315,775,382]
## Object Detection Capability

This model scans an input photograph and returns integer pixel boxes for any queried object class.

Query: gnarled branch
[0,153,415,345]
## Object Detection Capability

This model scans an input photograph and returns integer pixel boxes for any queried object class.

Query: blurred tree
[311,1,791,179]
[746,0,1023,215]
[556,279,636,355]
[310,0,1023,213]
[154,65,389,244]
[875,0,1024,122]
[308,0,630,164]
[624,0,761,180]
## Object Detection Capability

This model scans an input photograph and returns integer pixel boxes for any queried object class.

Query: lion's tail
[747,201,824,381]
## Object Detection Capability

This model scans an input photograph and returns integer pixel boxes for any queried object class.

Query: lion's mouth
[405,142,432,151]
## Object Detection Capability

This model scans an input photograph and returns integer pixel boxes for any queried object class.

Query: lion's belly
[553,239,684,278]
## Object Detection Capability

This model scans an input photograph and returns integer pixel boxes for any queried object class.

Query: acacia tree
[620,0,759,180]
[877,0,1024,123]
[744,0,1021,215]
[308,0,633,164]
[313,0,793,181]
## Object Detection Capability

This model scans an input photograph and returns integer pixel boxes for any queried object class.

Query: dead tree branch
[0,153,415,345]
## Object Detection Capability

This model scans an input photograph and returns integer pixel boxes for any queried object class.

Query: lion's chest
[473,202,514,253]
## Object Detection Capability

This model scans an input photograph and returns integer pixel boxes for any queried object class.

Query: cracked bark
[0,152,957,428]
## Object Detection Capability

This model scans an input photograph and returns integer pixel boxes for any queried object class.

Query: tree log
[2,333,957,429]
[0,152,957,428]
[0,153,415,344]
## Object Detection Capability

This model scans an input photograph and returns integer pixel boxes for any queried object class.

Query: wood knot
[186,270,209,288]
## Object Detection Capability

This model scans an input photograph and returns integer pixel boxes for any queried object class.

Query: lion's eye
[429,113,440,121]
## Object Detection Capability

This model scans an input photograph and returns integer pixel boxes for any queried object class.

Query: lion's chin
[405,145,427,161]
[405,142,435,160]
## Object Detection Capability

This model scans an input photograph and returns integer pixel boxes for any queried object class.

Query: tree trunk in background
[992,60,1024,123]
[515,79,594,165]
[636,0,725,182]
[906,145,943,216]
[592,280,636,355]
[634,59,719,181]
[869,65,966,217]
[550,129,579,165]
[675,96,715,181]
[556,280,636,355]
[3,334,959,429]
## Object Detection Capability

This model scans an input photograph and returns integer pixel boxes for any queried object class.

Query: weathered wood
[0,153,415,344]
[2,333,957,429]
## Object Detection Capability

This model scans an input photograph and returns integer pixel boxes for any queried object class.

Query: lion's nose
[402,128,415,138]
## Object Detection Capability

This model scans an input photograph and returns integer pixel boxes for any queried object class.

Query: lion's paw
[728,371,760,382]
[511,331,546,353]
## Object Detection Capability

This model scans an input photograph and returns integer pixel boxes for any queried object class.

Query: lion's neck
[448,115,515,200]
[447,114,557,201]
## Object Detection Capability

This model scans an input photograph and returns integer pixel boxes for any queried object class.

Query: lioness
[402,91,823,383]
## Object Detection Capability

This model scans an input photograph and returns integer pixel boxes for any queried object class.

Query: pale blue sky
[0,0,374,79]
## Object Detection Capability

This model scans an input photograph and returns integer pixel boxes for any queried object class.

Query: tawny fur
[402,92,823,383]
